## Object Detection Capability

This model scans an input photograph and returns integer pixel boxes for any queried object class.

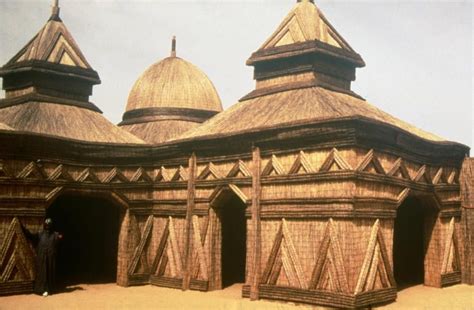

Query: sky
[0,0,472,149]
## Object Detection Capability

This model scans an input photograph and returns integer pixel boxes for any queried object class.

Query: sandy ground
[0,283,473,310]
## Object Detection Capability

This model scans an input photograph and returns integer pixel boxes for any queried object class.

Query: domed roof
[126,56,222,113]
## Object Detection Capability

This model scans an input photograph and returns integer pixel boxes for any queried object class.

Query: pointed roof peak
[49,0,61,22]
[258,0,354,53]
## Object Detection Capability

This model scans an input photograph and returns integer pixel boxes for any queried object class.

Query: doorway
[211,189,247,289]
[393,196,435,288]
[47,194,121,287]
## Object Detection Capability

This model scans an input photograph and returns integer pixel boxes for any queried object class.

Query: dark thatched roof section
[177,87,448,143]
[120,120,199,145]
[0,102,145,144]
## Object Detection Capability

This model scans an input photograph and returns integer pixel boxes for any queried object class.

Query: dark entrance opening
[393,196,432,288]
[217,194,247,288]
[47,194,120,287]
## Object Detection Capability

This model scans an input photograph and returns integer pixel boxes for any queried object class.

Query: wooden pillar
[182,153,196,290]
[250,146,261,300]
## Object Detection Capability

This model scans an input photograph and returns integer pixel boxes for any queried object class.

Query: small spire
[171,36,177,57]
[50,0,61,21]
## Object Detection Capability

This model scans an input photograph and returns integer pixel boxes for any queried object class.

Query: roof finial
[171,36,177,57]
[50,0,61,21]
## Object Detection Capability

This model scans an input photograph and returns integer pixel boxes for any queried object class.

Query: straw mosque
[0,0,472,308]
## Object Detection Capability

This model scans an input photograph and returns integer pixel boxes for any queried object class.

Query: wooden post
[182,153,196,290]
[250,146,261,300]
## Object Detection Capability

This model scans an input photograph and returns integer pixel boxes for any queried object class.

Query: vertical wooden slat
[182,153,196,290]
[250,146,261,300]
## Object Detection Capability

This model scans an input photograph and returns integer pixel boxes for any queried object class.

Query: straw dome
[126,56,222,112]
[120,38,222,144]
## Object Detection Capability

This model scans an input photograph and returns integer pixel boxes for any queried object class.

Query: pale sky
[0,0,472,149]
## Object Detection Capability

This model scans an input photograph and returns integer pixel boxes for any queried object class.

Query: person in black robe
[23,218,62,297]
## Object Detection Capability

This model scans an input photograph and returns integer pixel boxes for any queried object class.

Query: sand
[0,283,473,310]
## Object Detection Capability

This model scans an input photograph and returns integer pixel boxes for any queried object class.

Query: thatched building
[0,1,471,308]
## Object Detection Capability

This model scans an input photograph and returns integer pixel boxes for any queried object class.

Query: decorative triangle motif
[441,217,460,274]
[227,160,252,178]
[170,166,187,182]
[128,215,153,275]
[431,168,446,185]
[0,160,9,177]
[356,150,385,175]
[319,148,352,172]
[261,0,353,51]
[309,219,349,292]
[16,162,45,180]
[446,168,458,185]
[75,167,100,183]
[102,167,129,183]
[151,217,183,278]
[155,166,170,182]
[130,167,152,183]
[387,158,411,180]
[197,162,222,180]
[261,219,308,289]
[414,165,431,184]
[355,220,395,293]
[288,151,315,174]
[47,164,72,181]
[261,155,285,176]
[0,218,35,282]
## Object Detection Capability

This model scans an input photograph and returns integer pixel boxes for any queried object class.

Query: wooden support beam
[182,153,196,290]
[250,146,262,300]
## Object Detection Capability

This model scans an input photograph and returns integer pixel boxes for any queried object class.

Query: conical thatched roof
[177,87,444,142]
[0,102,144,144]
[0,1,144,144]
[120,38,222,144]
[176,0,448,144]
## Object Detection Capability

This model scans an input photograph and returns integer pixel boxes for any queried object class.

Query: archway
[393,196,437,288]
[47,193,122,287]
[210,187,248,289]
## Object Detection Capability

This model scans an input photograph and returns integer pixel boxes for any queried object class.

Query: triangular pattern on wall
[0,218,35,282]
[261,219,308,289]
[356,149,385,175]
[170,166,187,182]
[191,216,209,280]
[431,167,447,185]
[446,168,458,185]
[47,164,72,181]
[155,166,170,182]
[441,217,460,274]
[288,151,315,174]
[16,162,45,180]
[102,167,129,183]
[130,167,152,183]
[261,154,285,176]
[0,160,9,177]
[197,162,222,180]
[387,158,411,180]
[75,167,100,183]
[319,148,352,172]
[128,215,153,275]
[355,219,395,293]
[413,165,431,184]
[151,217,183,278]
[227,160,252,178]
[309,219,349,292]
